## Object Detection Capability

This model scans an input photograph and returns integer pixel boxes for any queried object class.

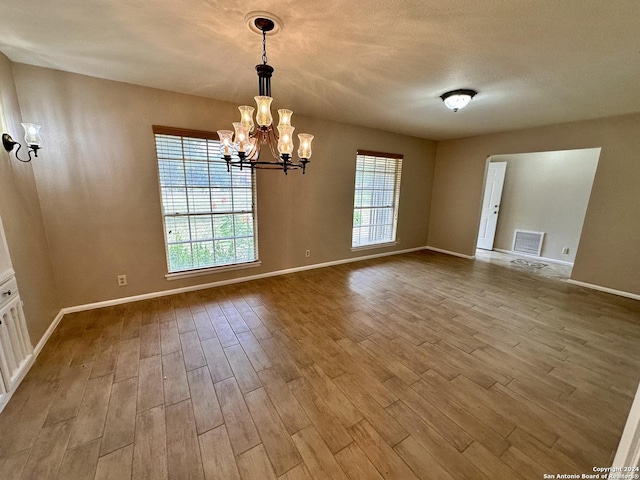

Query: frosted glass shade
[21,123,41,147]
[232,122,249,153]
[254,96,273,127]
[239,106,255,132]
[217,130,234,156]
[245,136,256,154]
[278,109,293,127]
[443,94,472,111]
[277,125,295,156]
[297,134,314,159]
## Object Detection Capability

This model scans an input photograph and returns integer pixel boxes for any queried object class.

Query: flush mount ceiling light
[2,123,42,162]
[440,89,478,112]
[218,13,314,175]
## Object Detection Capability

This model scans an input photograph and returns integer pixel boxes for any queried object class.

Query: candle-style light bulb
[239,106,255,132]
[277,125,295,156]
[21,123,42,147]
[297,133,314,160]
[217,130,234,156]
[232,122,249,153]
[254,96,273,127]
[278,109,293,127]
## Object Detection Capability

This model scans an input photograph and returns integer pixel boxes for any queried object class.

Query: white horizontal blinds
[352,150,403,248]
[154,128,257,273]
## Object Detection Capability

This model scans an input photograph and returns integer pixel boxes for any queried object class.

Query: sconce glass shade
[238,105,255,132]
[254,96,273,127]
[21,123,42,147]
[440,89,477,112]
[277,109,293,127]
[232,122,249,153]
[297,133,314,159]
[277,125,295,156]
[217,130,234,156]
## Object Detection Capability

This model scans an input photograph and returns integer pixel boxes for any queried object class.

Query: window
[153,126,258,275]
[352,150,403,249]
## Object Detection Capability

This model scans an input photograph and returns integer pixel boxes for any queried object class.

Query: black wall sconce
[2,123,42,162]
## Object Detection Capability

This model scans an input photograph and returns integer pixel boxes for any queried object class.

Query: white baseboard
[493,248,574,267]
[566,279,640,301]
[0,309,65,413]
[2,247,427,412]
[611,380,640,469]
[63,246,428,314]
[425,246,475,260]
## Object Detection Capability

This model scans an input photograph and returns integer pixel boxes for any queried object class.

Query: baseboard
[3,247,427,412]
[0,309,65,413]
[63,246,429,314]
[493,248,574,267]
[566,279,640,301]
[611,380,640,469]
[425,246,475,260]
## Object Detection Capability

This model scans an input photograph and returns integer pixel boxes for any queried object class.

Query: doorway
[475,148,600,273]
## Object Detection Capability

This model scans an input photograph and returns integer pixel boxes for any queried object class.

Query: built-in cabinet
[0,216,33,411]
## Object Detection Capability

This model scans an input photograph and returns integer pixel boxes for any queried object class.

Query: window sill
[165,260,261,281]
[351,241,398,252]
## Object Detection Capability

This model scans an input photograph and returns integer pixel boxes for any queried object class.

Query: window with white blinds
[154,126,258,274]
[352,150,403,248]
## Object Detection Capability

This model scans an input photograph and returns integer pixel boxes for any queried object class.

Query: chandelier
[218,15,314,174]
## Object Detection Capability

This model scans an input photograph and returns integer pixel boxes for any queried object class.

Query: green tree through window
[352,150,403,248]
[154,128,258,273]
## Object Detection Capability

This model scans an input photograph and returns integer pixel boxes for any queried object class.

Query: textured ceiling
[1,0,639,140]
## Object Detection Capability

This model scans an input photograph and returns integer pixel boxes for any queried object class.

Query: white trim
[63,246,428,314]
[493,248,574,266]
[32,309,65,358]
[165,261,262,281]
[425,246,475,260]
[566,279,640,301]
[0,269,16,285]
[0,309,64,413]
[611,380,640,469]
[351,241,398,252]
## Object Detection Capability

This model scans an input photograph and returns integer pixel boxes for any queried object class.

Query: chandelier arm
[265,127,281,162]
[234,160,302,169]
[13,143,33,163]
[246,135,259,160]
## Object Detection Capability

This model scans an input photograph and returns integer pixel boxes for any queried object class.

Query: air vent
[512,230,545,256]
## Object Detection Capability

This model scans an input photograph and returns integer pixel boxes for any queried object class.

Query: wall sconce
[2,123,42,162]
[440,89,477,112]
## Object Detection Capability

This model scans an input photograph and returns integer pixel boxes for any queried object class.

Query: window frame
[153,125,260,279]
[351,149,403,250]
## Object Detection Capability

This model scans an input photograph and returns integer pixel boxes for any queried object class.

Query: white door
[477,161,507,250]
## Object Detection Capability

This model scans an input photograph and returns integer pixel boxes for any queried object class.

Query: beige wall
[0,54,60,343]
[12,64,436,307]
[491,149,599,263]
[428,114,640,295]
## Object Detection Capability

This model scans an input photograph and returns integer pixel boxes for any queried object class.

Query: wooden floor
[1,251,639,479]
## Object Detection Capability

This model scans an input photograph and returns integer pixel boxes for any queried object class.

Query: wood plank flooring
[1,250,639,479]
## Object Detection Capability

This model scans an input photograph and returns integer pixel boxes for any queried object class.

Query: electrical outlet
[117,274,127,286]
[562,247,570,255]
[305,249,311,258]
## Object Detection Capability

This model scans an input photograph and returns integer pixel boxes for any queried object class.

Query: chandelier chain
[262,29,268,65]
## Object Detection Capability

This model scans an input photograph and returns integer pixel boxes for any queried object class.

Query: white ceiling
[1,0,639,140]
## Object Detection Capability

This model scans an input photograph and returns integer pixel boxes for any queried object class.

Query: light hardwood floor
[0,250,639,479]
